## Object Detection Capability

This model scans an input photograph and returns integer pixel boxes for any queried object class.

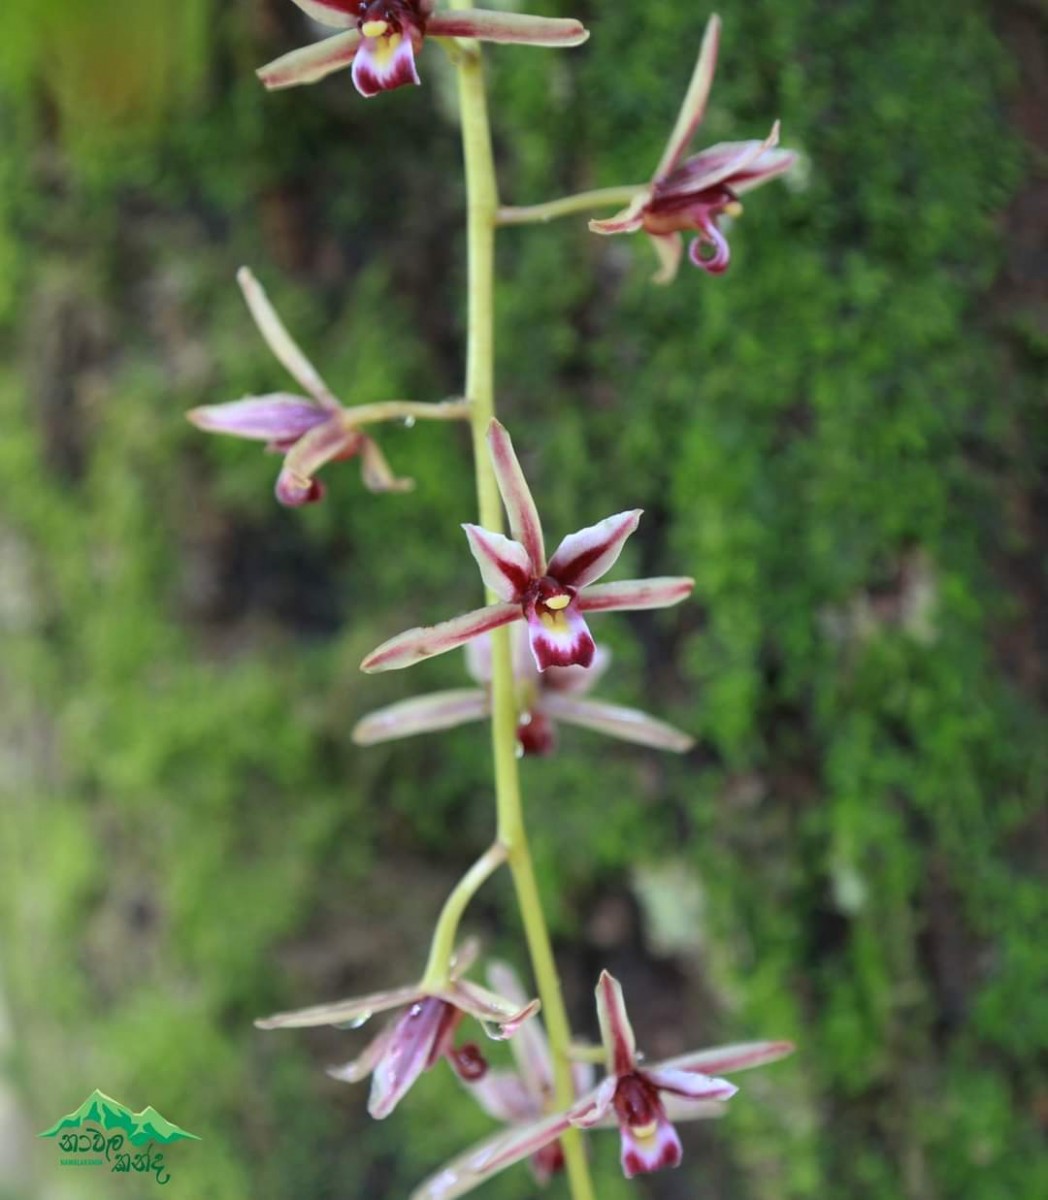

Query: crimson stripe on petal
[657,1040,795,1077]
[486,420,545,572]
[463,525,533,601]
[643,1067,738,1102]
[525,604,595,671]
[619,1109,682,1178]
[547,509,641,588]
[654,14,722,179]
[595,971,637,1076]
[578,577,694,612]
[361,603,520,673]
[542,695,694,753]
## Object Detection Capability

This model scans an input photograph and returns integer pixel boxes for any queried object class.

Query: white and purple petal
[542,644,609,695]
[547,510,642,589]
[285,0,358,27]
[541,695,694,753]
[486,420,545,573]
[427,10,588,46]
[361,603,521,673]
[567,1075,617,1129]
[186,395,326,442]
[618,1105,683,1178]
[257,29,363,91]
[352,689,490,745]
[524,600,595,671]
[688,218,732,275]
[369,997,458,1118]
[578,577,694,613]
[445,979,540,1038]
[653,14,722,179]
[463,525,533,602]
[466,1069,536,1123]
[486,962,554,1098]
[326,1020,397,1084]
[643,1066,738,1102]
[276,417,364,506]
[352,31,421,98]
[654,123,783,203]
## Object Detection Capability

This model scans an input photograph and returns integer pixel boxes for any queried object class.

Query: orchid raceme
[258,0,589,97]
[411,970,793,1198]
[255,941,539,1119]
[589,14,797,282]
[361,419,694,673]
[353,628,695,755]
[187,268,468,505]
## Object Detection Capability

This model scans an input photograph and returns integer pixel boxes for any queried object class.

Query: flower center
[613,1073,664,1140]
[524,576,577,633]
[356,0,425,39]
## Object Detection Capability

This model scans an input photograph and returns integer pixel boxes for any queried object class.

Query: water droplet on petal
[349,1010,372,1029]
[402,415,416,428]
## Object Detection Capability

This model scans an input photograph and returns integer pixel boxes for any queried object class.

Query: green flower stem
[339,398,472,427]
[497,185,647,226]
[420,841,508,988]
[452,17,596,1200]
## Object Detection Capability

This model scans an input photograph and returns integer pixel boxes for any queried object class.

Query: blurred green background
[0,0,1044,1197]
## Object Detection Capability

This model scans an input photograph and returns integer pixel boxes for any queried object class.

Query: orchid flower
[258,0,589,98]
[590,15,796,282]
[187,268,417,505]
[462,962,594,1185]
[255,941,539,1119]
[410,970,793,1198]
[361,419,694,673]
[354,627,694,755]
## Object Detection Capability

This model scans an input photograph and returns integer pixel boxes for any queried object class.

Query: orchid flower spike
[361,419,694,674]
[590,15,797,282]
[410,971,793,1199]
[259,1,589,98]
[354,628,695,756]
[187,268,413,505]
[255,940,539,1119]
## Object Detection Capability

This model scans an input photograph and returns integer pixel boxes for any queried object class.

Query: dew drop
[402,415,416,428]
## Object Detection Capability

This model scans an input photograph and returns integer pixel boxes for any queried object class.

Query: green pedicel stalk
[451,15,597,1200]
[498,184,647,226]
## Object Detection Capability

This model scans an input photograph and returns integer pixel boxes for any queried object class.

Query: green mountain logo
[39,1089,200,1146]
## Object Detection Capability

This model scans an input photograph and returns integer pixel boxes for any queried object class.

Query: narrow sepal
[578,577,694,612]
[257,30,363,91]
[655,123,783,202]
[186,395,325,442]
[361,604,521,672]
[285,0,358,28]
[654,14,722,179]
[567,1075,617,1128]
[237,267,339,407]
[547,509,642,588]
[326,1022,397,1084]
[427,10,589,47]
[589,192,651,236]
[650,232,684,285]
[369,998,453,1119]
[255,981,423,1029]
[352,689,489,744]
[463,525,533,601]
[359,436,414,493]
[542,695,694,753]
[596,971,637,1076]
[277,418,363,506]
[409,1112,572,1200]
[446,980,540,1037]
[657,1040,795,1077]
[486,420,545,572]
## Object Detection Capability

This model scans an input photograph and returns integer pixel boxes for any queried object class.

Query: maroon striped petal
[589,192,651,236]
[486,420,545,572]
[369,998,454,1119]
[446,980,541,1038]
[276,418,363,506]
[548,510,641,588]
[578,577,694,613]
[257,29,362,90]
[427,10,588,46]
[654,123,783,202]
[361,603,520,672]
[596,971,637,1076]
[463,525,533,601]
[186,395,325,442]
[351,32,421,98]
[618,1105,682,1178]
[653,14,722,178]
